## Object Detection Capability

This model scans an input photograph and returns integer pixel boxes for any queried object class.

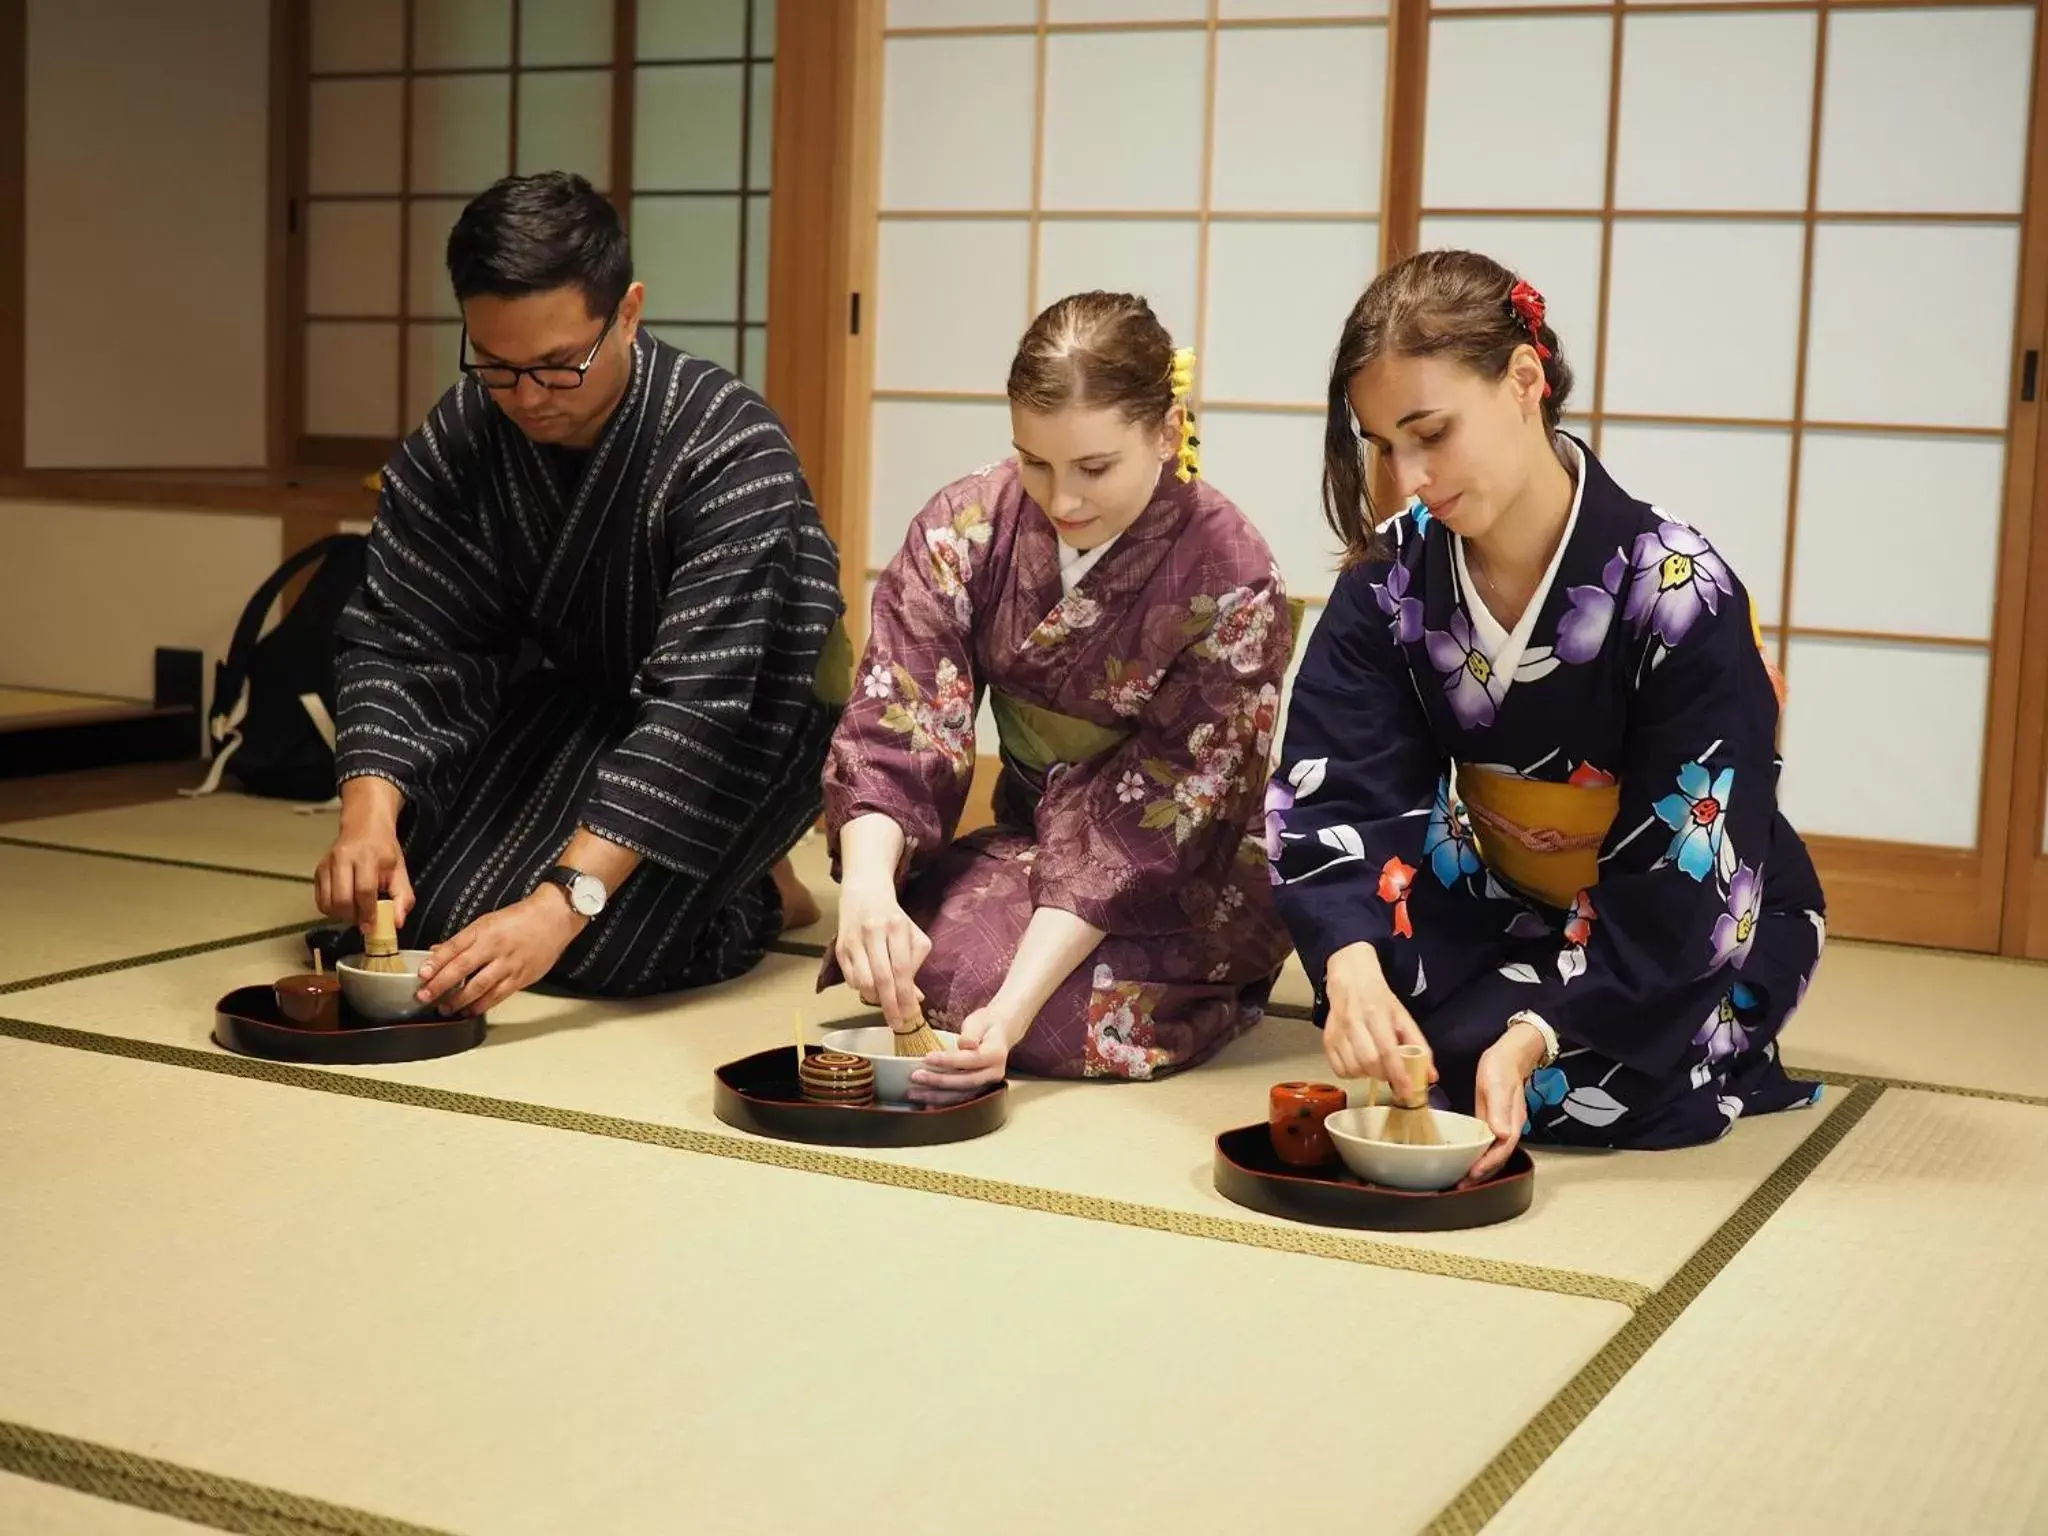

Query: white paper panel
[876,221,1032,393]
[519,0,615,67]
[304,322,399,438]
[742,323,768,392]
[311,0,404,73]
[1595,424,1792,627]
[1205,221,1377,406]
[1424,18,1611,210]
[1223,0,1386,14]
[411,74,512,195]
[1034,221,1201,348]
[880,36,1035,210]
[1778,638,1989,849]
[1435,0,1594,7]
[1791,432,2004,641]
[869,399,1017,556]
[1603,220,1805,420]
[1614,12,1815,212]
[749,62,774,187]
[651,324,740,372]
[309,80,405,195]
[413,0,511,69]
[1043,31,1207,211]
[633,197,742,321]
[516,69,612,186]
[635,64,744,189]
[407,198,467,319]
[1212,25,1385,214]
[1050,0,1204,17]
[888,0,1035,24]
[746,196,770,324]
[1818,6,2035,215]
[306,201,401,317]
[1418,217,1603,413]
[1804,223,2021,431]
[638,0,746,58]
[754,0,776,55]
[1198,409,1343,599]
[405,321,463,428]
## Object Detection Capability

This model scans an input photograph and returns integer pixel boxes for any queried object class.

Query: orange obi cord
[1453,764,1621,909]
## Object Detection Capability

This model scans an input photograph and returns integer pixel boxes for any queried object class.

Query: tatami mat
[1783,939,2048,1100]
[8,930,1835,1296]
[3,794,333,878]
[1484,1087,2048,1535]
[0,846,316,989]
[0,1472,216,1536]
[0,1037,1626,1536]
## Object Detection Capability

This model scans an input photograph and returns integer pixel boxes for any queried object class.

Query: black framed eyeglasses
[458,306,619,391]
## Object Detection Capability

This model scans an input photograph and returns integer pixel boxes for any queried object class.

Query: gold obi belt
[1454,764,1620,909]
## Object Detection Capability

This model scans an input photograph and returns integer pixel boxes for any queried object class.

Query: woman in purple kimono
[1270,251,1826,1181]
[822,291,1294,1098]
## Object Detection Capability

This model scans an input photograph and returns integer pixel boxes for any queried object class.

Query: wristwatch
[1508,1010,1561,1068]
[541,864,609,919]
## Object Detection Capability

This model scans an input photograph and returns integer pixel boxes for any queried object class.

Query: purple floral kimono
[821,459,1294,1080]
[1271,437,1826,1149]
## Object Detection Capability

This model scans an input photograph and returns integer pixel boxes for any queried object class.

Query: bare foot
[772,856,822,930]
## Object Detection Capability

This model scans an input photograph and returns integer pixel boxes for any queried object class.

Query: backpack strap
[182,533,365,800]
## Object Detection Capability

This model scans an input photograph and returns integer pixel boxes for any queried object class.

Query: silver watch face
[567,873,606,916]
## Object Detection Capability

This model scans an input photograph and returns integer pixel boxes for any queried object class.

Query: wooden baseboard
[959,753,1002,836]
[2026,856,2048,959]
[1805,835,1997,953]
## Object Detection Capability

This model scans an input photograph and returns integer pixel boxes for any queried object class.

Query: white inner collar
[1453,437,1587,685]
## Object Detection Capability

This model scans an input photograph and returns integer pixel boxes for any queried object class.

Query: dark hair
[1322,249,1574,564]
[445,171,632,317]
[1007,291,1176,426]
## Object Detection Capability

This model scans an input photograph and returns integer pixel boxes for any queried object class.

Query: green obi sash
[811,615,855,706]
[989,690,1131,776]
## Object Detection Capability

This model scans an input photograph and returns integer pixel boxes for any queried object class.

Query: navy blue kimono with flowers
[1269,438,1826,1150]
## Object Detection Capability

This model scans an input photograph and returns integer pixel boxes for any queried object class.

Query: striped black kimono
[333,333,846,996]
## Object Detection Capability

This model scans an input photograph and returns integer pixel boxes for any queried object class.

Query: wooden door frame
[764,0,882,638]
[1999,1,2048,958]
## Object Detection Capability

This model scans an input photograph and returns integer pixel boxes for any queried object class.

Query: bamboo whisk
[361,897,408,975]
[891,998,942,1058]
[1376,1043,1443,1147]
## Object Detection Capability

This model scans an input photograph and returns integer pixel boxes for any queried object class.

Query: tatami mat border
[0,1011,1647,1308]
[0,834,308,885]
[1419,1079,1888,1535]
[0,1421,452,1536]
[0,922,320,998]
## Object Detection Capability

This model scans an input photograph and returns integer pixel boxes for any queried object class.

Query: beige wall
[24,0,270,468]
[0,503,281,709]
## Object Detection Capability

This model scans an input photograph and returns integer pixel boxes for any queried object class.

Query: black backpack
[189,533,369,802]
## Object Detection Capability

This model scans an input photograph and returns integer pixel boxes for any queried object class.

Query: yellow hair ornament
[1170,346,1200,483]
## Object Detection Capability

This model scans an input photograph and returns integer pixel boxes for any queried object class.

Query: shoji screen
[871,1,1396,714]
[1417,0,2042,950]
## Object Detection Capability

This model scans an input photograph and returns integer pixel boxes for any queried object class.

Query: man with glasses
[315,171,846,1015]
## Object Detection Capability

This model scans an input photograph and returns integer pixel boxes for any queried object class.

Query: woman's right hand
[1320,941,1435,1095]
[834,878,931,1032]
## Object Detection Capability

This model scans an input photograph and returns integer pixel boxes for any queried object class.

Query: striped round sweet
[799,1049,876,1106]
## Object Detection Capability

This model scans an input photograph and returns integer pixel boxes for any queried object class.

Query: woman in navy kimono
[1269,250,1826,1182]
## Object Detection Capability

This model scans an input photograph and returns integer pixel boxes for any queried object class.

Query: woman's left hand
[1461,1022,1547,1186]
[907,1002,1022,1106]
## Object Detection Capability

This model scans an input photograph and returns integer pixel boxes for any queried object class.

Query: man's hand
[315,778,411,932]
[414,889,584,1018]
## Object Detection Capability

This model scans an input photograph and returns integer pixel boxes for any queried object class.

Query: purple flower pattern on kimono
[1625,521,1734,648]
[1710,862,1764,970]
[1371,561,1424,645]
[1423,610,1505,731]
